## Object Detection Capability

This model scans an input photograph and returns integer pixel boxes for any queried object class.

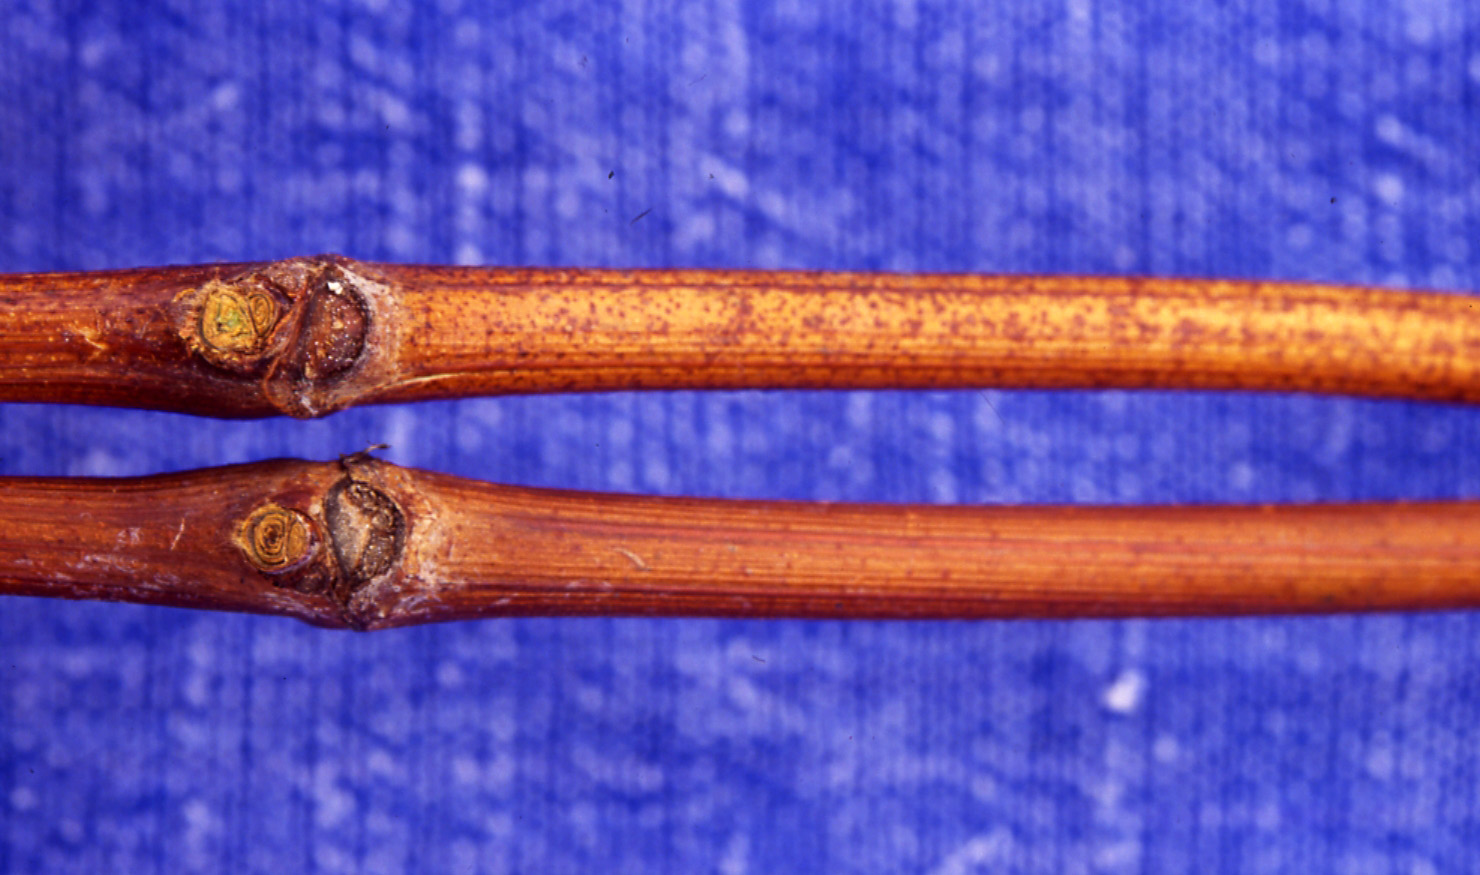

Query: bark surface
[4,256,1479,417]
[3,457,1479,629]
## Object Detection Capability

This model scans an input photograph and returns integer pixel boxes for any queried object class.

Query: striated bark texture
[3,457,1480,630]
[3,255,1480,417]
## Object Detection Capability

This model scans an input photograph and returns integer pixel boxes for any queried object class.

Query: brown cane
[3,255,1478,417]
[2,456,1478,630]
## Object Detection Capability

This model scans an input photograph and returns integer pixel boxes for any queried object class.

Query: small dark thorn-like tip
[338,444,390,469]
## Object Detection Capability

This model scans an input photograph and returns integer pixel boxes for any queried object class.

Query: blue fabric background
[4,1,1480,871]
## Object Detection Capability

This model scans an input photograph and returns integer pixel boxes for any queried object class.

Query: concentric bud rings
[238,504,315,573]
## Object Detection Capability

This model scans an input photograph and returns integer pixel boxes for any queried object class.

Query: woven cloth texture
[4,1,1480,872]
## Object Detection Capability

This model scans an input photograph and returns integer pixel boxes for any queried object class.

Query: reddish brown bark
[3,457,1479,630]
[3,256,1479,417]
